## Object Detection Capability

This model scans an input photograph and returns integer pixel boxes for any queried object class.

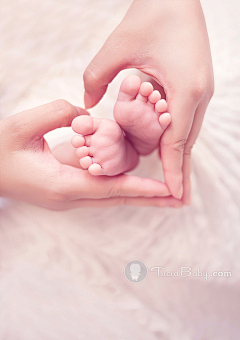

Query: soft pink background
[0,0,240,339]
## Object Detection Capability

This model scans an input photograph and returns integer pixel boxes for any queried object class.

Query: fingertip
[178,184,183,200]
[171,188,183,200]
[165,177,183,200]
[84,92,93,109]
[84,87,107,109]
[161,140,185,200]
[160,184,171,197]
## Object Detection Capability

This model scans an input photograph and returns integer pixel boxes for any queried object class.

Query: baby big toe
[117,75,141,101]
[72,115,97,136]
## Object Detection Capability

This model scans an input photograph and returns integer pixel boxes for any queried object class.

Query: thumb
[83,35,128,108]
[160,93,197,199]
[17,100,89,139]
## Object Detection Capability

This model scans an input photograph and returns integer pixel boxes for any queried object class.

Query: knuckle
[53,99,73,115]
[53,192,69,203]
[83,67,93,84]
[49,190,67,204]
[190,82,206,101]
[47,180,71,204]
[120,197,128,206]
[184,144,194,156]
[189,71,215,102]
[162,138,187,153]
[52,99,75,124]
[5,114,28,138]
[112,197,127,206]
[107,176,122,198]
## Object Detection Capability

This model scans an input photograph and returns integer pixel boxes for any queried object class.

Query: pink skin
[114,75,171,155]
[72,75,171,176]
[83,0,214,203]
[72,116,139,176]
[0,100,184,210]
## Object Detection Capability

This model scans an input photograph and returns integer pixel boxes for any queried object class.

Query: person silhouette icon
[130,263,141,281]
[125,260,148,283]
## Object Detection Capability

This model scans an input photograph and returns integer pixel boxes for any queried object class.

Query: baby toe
[155,99,168,114]
[88,163,102,176]
[159,112,171,128]
[137,82,154,102]
[76,146,89,158]
[71,135,85,148]
[148,90,161,106]
[80,156,93,169]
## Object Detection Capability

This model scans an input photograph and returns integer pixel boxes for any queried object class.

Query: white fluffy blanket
[0,0,240,339]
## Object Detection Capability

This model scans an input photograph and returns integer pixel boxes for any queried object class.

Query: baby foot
[114,75,171,155]
[71,116,139,176]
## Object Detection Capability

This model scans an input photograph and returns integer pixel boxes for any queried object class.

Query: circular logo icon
[124,260,148,283]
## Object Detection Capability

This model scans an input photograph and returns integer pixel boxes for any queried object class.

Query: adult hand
[0,100,182,210]
[83,0,214,204]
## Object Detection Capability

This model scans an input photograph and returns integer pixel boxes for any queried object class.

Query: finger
[109,174,171,198]
[54,196,183,210]
[182,100,209,205]
[160,93,198,199]
[55,166,171,200]
[83,35,128,108]
[17,100,89,139]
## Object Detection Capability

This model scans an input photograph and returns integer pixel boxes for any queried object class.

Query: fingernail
[178,185,183,200]
[162,192,171,197]
[84,92,93,109]
[160,187,171,196]
[76,107,90,116]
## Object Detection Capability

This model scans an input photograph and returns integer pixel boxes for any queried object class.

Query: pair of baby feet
[71,75,171,176]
